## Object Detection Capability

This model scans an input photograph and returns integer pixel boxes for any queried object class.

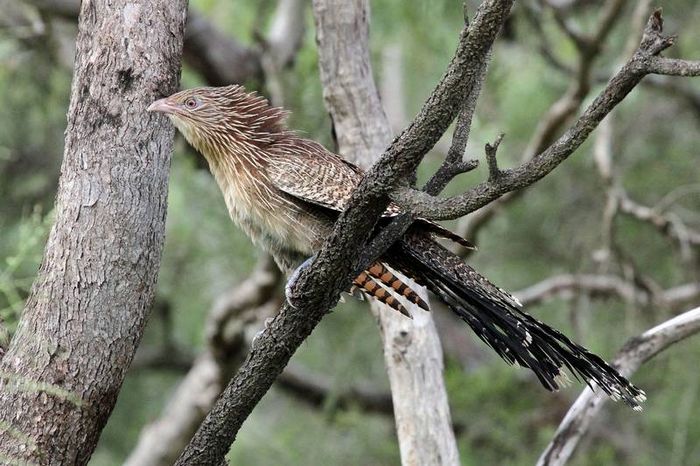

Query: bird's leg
[285,254,317,308]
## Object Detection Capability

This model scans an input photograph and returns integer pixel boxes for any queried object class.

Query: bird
[148,84,646,410]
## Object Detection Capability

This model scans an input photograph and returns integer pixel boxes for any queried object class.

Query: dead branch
[456,0,630,253]
[513,273,700,308]
[393,11,700,221]
[537,306,700,466]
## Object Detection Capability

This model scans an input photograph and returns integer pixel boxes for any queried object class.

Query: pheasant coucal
[148,84,646,409]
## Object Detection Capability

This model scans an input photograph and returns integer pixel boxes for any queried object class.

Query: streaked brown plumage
[148,85,646,409]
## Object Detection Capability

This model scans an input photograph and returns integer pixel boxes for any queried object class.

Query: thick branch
[537,306,700,466]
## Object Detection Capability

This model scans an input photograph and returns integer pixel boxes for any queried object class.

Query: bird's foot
[284,254,316,308]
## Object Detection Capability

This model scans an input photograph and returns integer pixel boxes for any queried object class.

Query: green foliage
[0,207,52,333]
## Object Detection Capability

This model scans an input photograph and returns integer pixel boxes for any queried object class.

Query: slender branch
[422,52,489,195]
[646,57,700,76]
[393,11,699,221]
[362,14,492,266]
[619,196,700,248]
[455,0,630,253]
[513,273,700,308]
[537,306,700,466]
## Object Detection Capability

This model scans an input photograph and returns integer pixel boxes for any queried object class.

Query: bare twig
[393,11,700,221]
[537,306,700,466]
[513,273,700,308]
[456,0,629,253]
[423,51,490,195]
[485,133,505,182]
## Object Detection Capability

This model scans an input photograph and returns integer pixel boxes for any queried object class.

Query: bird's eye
[184,97,199,109]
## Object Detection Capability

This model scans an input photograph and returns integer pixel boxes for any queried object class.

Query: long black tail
[389,232,646,410]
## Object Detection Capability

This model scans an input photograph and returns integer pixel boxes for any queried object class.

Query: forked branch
[393,10,700,221]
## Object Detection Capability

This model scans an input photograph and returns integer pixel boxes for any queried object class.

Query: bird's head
[148,85,289,155]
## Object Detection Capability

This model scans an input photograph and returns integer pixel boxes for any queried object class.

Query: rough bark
[0,1,187,464]
[313,1,459,464]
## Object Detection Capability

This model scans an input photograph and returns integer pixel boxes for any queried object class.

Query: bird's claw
[284,254,316,308]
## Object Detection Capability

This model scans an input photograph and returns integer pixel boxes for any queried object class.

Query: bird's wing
[266,139,366,212]
[267,138,474,248]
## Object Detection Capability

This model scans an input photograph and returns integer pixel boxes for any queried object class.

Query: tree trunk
[0,1,187,464]
[312,1,460,465]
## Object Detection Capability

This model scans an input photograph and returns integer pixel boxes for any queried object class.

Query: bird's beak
[147,98,177,114]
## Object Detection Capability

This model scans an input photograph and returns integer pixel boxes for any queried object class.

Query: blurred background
[0,0,699,464]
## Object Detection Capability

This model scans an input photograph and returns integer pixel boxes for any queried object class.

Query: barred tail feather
[391,234,646,410]
[354,271,413,318]
[366,262,430,311]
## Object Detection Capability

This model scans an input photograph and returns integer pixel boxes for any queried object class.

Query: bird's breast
[208,161,322,257]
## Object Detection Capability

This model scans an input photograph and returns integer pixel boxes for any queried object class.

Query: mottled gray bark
[0,1,187,465]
